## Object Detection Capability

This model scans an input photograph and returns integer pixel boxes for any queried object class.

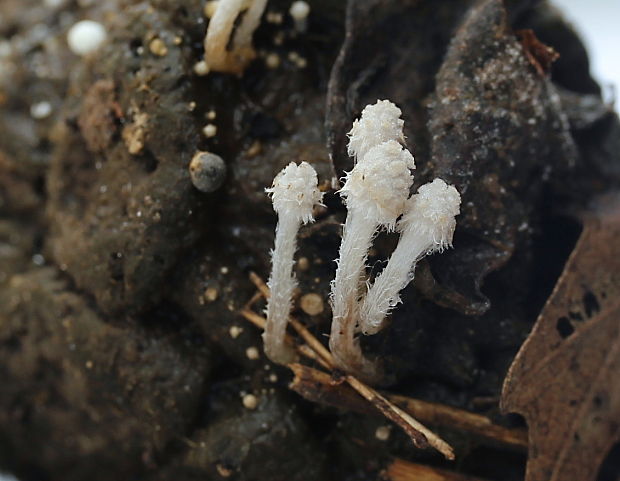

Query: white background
[555,0,620,96]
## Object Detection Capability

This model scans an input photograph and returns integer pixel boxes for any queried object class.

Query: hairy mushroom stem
[264,162,323,364]
[359,179,461,335]
[329,210,379,379]
[264,213,302,363]
[329,140,415,382]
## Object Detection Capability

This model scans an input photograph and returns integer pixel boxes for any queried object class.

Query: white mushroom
[204,0,268,74]
[347,99,406,162]
[264,162,323,364]
[359,179,461,335]
[289,1,310,32]
[329,140,414,381]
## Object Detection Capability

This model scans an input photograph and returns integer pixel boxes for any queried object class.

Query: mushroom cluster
[263,162,323,364]
[263,100,461,384]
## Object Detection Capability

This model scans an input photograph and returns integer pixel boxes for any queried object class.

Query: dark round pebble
[189,151,227,193]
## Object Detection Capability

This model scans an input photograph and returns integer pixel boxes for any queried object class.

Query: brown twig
[385,458,490,481]
[243,290,264,310]
[388,394,527,451]
[346,374,439,453]
[239,308,331,369]
[249,271,270,297]
[244,272,455,460]
[289,363,527,451]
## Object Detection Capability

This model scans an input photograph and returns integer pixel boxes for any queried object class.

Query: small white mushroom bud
[67,20,107,56]
[330,140,414,381]
[347,100,405,161]
[289,1,310,32]
[264,162,323,364]
[359,178,461,335]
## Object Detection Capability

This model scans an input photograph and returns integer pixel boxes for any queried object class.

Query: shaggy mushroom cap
[267,161,323,224]
[264,161,322,365]
[400,178,461,251]
[340,140,415,229]
[359,178,461,335]
[347,100,406,161]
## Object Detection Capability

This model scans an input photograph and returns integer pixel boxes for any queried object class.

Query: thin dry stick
[389,394,527,450]
[250,272,334,364]
[289,363,526,451]
[386,458,490,481]
[243,290,264,310]
[249,272,334,364]
[346,374,450,454]
[239,308,330,369]
[245,272,455,460]
[249,271,270,297]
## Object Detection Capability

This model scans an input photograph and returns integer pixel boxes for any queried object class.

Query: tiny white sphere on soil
[202,123,217,138]
[44,0,65,8]
[242,393,258,410]
[30,101,52,119]
[189,151,226,193]
[193,60,210,76]
[289,1,310,21]
[246,346,260,360]
[67,20,107,56]
[375,425,391,441]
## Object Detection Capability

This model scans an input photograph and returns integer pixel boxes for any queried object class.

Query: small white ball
[30,101,52,119]
[44,0,66,8]
[289,1,310,32]
[67,20,107,56]
[242,393,258,410]
[289,1,310,21]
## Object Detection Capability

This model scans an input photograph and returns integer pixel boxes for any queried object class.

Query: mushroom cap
[400,178,461,251]
[267,162,323,223]
[340,140,415,229]
[289,1,310,20]
[347,99,405,161]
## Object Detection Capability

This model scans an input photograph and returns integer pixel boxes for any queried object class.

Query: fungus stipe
[359,179,461,335]
[264,162,323,364]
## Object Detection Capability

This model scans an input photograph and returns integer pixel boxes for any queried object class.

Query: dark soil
[0,1,618,480]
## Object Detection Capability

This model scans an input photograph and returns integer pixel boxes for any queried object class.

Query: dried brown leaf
[501,194,620,481]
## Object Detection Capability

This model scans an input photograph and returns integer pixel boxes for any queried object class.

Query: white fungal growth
[264,162,323,364]
[258,98,461,386]
[347,100,406,161]
[67,20,107,56]
[339,140,415,230]
[400,178,461,253]
[204,0,268,74]
[289,1,310,32]
[330,140,414,381]
[359,179,461,335]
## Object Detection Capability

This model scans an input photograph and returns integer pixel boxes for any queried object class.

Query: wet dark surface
[0,0,618,480]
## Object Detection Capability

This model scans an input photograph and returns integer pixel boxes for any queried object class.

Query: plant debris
[1,0,619,479]
[240,272,455,460]
[502,193,620,481]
